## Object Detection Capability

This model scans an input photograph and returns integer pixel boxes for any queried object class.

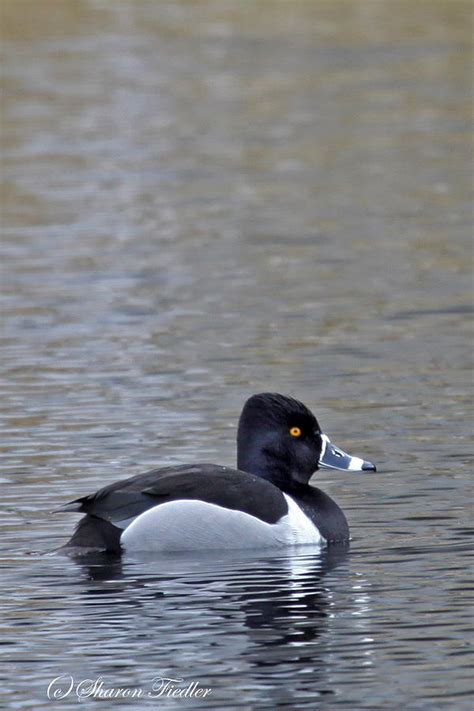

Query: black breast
[290,486,350,544]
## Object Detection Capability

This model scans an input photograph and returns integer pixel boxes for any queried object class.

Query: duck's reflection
[65,544,348,641]
[61,545,355,706]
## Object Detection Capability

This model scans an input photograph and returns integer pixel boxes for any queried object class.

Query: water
[1,1,472,708]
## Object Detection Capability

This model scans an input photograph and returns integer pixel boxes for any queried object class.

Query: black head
[237,393,323,489]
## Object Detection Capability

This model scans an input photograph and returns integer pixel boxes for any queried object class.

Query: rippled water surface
[1,1,473,708]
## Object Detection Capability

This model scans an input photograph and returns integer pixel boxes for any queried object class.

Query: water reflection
[12,534,473,707]
[66,547,348,632]
[54,546,354,705]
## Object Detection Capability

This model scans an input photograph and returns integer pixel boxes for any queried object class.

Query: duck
[58,393,376,554]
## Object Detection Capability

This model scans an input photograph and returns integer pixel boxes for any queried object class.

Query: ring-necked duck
[58,393,376,553]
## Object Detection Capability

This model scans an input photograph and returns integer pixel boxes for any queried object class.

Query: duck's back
[62,464,298,553]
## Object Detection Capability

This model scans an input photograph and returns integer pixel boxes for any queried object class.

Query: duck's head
[237,393,375,489]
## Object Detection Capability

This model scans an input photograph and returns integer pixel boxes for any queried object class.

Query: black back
[63,464,289,552]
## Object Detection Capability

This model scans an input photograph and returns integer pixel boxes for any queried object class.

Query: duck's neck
[238,447,272,478]
[237,449,299,491]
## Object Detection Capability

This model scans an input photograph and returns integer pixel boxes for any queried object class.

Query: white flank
[120,494,322,552]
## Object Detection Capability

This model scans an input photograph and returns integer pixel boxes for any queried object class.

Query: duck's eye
[289,426,302,438]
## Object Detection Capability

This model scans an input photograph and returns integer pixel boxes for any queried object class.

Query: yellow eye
[289,426,302,437]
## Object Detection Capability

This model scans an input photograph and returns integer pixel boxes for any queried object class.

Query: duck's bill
[319,434,376,472]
